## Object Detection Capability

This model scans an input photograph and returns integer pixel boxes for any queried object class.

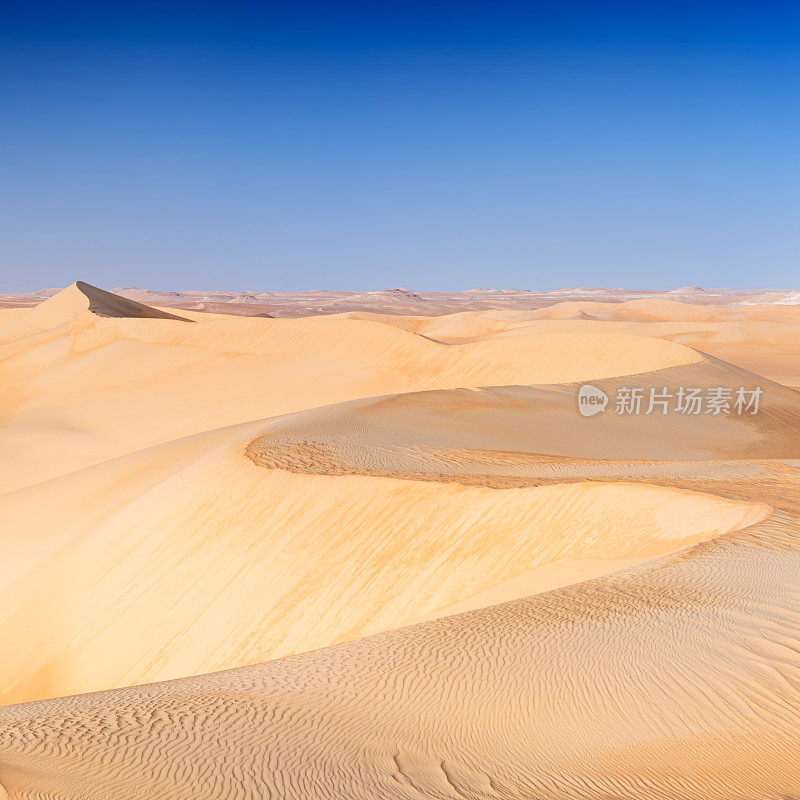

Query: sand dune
[247,355,800,482]
[1,504,799,800]
[322,298,800,390]
[0,416,767,705]
[26,280,191,325]
[3,284,800,798]
[0,285,701,492]
[393,299,800,387]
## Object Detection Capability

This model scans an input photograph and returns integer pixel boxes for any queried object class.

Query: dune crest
[26,281,191,327]
[0,415,768,705]
[247,355,800,482]
[0,506,799,800]
[0,299,701,492]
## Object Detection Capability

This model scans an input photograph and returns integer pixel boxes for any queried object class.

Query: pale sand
[1,507,799,799]
[0,284,700,493]
[0,424,766,705]
[245,356,800,479]
[336,296,800,387]
[2,284,800,798]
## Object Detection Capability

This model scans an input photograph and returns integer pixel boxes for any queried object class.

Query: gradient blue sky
[1,1,798,292]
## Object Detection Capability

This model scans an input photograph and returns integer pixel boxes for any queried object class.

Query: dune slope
[0,417,767,705]
[0,285,702,492]
[1,505,799,800]
[399,299,800,388]
[3,288,800,799]
[247,354,800,481]
[27,281,192,324]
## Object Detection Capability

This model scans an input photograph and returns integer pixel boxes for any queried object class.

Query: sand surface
[2,282,800,798]
[0,436,768,705]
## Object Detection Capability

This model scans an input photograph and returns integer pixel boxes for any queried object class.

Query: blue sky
[1,1,798,292]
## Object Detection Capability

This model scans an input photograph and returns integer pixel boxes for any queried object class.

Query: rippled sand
[2,282,800,798]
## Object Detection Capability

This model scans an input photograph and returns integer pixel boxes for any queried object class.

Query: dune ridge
[0,416,768,705]
[247,355,800,482]
[353,298,800,387]
[26,281,191,325]
[1,503,799,799]
[0,285,702,492]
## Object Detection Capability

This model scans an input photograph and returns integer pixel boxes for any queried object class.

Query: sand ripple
[2,509,800,799]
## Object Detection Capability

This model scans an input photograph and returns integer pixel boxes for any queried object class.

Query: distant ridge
[4,283,800,318]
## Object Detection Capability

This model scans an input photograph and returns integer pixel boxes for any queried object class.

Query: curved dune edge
[246,355,800,480]
[1,506,799,799]
[0,414,768,705]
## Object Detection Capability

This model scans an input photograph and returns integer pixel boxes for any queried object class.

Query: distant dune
[247,355,800,481]
[26,280,191,325]
[4,283,800,317]
[2,283,800,799]
[0,285,701,492]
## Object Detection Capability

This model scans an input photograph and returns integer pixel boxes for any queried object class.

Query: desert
[1,280,800,798]
[5,1,800,794]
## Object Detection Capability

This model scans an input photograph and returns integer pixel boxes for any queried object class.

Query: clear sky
[1,1,798,292]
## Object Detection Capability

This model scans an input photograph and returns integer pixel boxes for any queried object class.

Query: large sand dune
[27,280,192,325]
[1,503,799,799]
[386,298,800,388]
[0,418,768,705]
[0,284,700,492]
[247,355,800,484]
[3,284,800,798]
